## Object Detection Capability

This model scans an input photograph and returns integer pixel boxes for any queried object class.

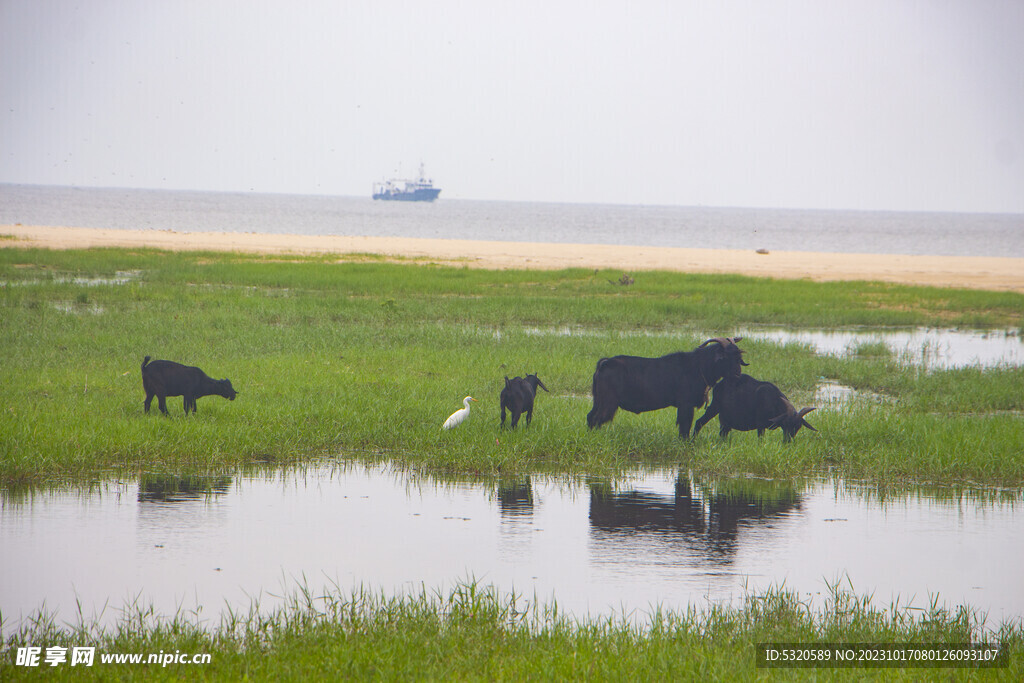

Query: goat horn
[699,337,732,348]
[797,407,816,418]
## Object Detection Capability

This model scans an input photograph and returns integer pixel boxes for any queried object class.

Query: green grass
[1,246,1022,486]
[2,578,1020,680]
[3,245,1024,678]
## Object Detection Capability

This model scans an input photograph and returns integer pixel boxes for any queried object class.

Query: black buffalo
[586,337,747,437]
[693,374,816,442]
[500,373,548,428]
[142,356,237,415]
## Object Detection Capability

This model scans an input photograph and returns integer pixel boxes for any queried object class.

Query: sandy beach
[4,224,1023,293]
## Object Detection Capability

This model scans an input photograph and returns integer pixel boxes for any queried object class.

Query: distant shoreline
[4,224,1023,293]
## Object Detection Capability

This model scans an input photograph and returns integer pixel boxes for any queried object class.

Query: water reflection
[497,476,534,517]
[590,477,802,566]
[2,463,1022,632]
[137,473,233,503]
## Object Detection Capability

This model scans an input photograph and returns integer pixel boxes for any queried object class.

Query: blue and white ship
[372,163,441,202]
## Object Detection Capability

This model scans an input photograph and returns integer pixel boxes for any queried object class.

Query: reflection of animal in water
[499,373,548,428]
[588,474,802,559]
[693,374,817,442]
[496,476,533,516]
[141,356,237,415]
[586,338,748,437]
[138,473,233,503]
[442,396,477,430]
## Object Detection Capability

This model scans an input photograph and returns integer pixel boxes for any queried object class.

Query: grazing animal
[692,373,817,442]
[586,337,747,437]
[500,373,549,428]
[443,396,477,430]
[141,356,237,415]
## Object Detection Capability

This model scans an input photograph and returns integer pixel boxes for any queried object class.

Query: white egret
[442,396,477,430]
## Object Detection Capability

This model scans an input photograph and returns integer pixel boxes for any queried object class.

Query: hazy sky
[2,0,1022,212]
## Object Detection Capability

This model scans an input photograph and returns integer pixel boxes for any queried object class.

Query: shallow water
[743,327,1024,370]
[517,325,1024,370]
[2,463,1021,631]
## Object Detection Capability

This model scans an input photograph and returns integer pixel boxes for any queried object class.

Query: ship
[372,163,442,202]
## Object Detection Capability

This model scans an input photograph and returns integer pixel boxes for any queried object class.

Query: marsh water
[743,327,1024,371]
[2,463,1022,631]
[520,326,1024,372]
[2,328,1023,632]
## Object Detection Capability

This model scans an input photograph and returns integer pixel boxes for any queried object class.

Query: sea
[2,184,1023,258]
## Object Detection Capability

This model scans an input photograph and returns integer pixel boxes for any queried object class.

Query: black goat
[692,374,816,442]
[500,373,549,428]
[586,337,747,437]
[141,356,237,415]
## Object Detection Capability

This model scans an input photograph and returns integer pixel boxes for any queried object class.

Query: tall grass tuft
[2,578,1020,679]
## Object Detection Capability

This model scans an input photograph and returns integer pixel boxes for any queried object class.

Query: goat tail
[142,355,151,371]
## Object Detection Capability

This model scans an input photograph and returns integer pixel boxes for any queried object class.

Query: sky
[2,0,1023,213]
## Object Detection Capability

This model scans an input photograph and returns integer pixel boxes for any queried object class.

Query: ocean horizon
[2,183,1023,258]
